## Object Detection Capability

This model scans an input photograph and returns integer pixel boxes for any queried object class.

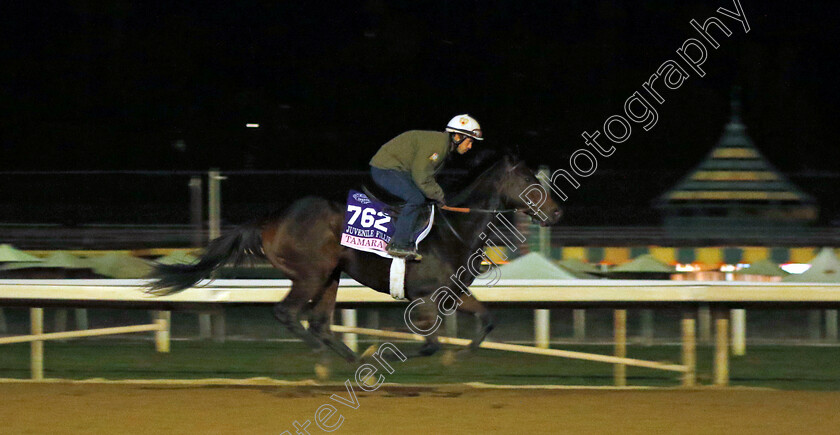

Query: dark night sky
[2,0,839,178]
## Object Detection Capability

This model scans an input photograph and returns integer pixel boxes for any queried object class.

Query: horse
[148,154,562,363]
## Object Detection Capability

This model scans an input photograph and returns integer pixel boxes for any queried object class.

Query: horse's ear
[500,146,520,162]
[502,148,521,167]
[467,148,497,168]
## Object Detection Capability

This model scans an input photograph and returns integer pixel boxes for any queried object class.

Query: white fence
[2,279,839,385]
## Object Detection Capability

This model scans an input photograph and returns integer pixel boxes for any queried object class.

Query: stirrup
[386,245,413,258]
[386,244,422,261]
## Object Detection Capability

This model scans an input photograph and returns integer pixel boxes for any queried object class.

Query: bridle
[436,160,547,242]
[439,161,537,214]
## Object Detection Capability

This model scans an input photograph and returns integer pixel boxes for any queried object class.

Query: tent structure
[154,249,284,279]
[734,258,788,278]
[0,244,43,263]
[0,251,100,278]
[784,248,840,283]
[496,252,584,279]
[156,250,200,265]
[558,258,601,274]
[555,258,601,279]
[0,251,91,271]
[655,88,817,230]
[607,254,676,280]
[610,254,675,274]
[86,253,154,279]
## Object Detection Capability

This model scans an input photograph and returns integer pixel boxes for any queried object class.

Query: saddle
[339,187,435,258]
[360,181,435,225]
[341,185,436,300]
[361,183,406,209]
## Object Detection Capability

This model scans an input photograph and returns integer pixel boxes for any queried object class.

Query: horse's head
[497,155,563,227]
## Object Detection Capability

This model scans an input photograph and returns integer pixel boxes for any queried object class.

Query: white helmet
[445,114,484,141]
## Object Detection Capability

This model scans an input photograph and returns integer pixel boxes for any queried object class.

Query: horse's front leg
[455,292,494,353]
[399,294,442,359]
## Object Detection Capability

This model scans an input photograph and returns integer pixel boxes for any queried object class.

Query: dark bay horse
[149,155,562,362]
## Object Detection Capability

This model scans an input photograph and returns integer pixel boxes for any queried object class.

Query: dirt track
[1,383,839,434]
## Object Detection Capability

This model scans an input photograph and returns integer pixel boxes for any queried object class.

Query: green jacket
[369,130,451,202]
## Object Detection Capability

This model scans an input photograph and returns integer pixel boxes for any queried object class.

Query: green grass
[3,339,840,389]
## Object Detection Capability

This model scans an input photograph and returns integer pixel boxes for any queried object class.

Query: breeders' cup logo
[352,193,371,204]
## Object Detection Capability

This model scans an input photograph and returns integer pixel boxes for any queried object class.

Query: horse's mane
[445,149,519,206]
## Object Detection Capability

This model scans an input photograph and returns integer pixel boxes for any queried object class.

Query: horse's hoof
[417,342,441,357]
[440,350,457,366]
[360,373,379,389]
[315,363,330,380]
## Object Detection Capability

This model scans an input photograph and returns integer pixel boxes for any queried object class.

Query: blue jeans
[370,166,426,248]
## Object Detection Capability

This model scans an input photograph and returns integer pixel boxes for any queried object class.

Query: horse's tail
[146,222,265,295]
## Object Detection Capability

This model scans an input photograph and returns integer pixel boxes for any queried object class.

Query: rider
[369,114,483,260]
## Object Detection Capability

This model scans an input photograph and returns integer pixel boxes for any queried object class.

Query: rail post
[535,309,550,349]
[808,310,822,341]
[681,308,697,387]
[714,308,729,386]
[208,169,226,241]
[614,309,627,386]
[211,309,226,343]
[573,309,586,341]
[826,310,838,342]
[154,311,170,353]
[535,168,552,350]
[368,310,382,346]
[640,309,654,346]
[74,308,88,330]
[0,308,7,334]
[189,176,204,246]
[30,308,44,380]
[54,309,68,333]
[341,309,358,352]
[699,304,712,344]
[199,313,212,339]
[444,311,457,339]
[731,309,746,356]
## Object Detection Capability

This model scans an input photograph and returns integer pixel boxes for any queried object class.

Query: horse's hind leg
[307,275,359,364]
[455,293,494,352]
[273,278,329,351]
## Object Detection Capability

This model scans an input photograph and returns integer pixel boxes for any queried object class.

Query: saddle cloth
[339,190,434,259]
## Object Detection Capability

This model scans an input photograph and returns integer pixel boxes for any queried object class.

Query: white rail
[1,279,839,304]
[1,280,839,385]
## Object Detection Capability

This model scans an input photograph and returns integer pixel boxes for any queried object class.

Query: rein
[433,156,531,242]
[440,205,520,214]
[437,204,522,244]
